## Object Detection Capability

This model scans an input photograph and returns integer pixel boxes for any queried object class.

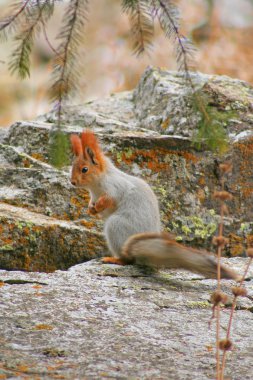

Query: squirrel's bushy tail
[122,233,239,280]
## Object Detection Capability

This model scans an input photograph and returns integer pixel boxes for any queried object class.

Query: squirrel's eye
[82,167,88,174]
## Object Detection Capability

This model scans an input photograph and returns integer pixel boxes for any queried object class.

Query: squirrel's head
[70,130,106,188]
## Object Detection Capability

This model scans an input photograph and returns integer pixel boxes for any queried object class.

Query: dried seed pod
[219,339,233,351]
[219,163,233,174]
[213,191,233,201]
[246,248,253,258]
[210,290,228,306]
[232,286,247,297]
[212,236,229,247]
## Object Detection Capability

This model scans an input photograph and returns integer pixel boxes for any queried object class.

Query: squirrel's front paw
[95,195,116,213]
[87,204,98,215]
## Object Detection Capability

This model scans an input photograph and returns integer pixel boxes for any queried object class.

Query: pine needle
[122,0,154,56]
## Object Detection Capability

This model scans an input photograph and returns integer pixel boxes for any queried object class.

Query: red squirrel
[70,130,238,280]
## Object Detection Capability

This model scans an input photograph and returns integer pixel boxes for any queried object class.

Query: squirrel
[70,130,239,280]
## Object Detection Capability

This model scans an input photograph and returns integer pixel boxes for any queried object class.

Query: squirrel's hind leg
[102,215,139,265]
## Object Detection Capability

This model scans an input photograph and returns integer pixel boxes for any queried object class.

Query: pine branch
[0,0,31,40]
[49,0,89,167]
[9,32,33,79]
[8,0,54,79]
[155,0,195,78]
[50,0,89,126]
[122,0,154,56]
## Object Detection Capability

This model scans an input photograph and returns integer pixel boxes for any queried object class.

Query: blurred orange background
[0,0,253,127]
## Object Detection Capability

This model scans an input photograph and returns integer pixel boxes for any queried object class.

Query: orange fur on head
[71,134,83,156]
[81,130,105,169]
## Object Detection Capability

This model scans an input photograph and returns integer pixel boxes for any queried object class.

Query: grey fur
[87,158,161,257]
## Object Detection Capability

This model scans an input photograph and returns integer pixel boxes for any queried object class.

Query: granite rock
[1,68,253,270]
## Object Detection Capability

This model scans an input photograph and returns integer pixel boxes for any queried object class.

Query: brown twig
[220,256,252,380]
[215,177,225,380]
[41,17,59,56]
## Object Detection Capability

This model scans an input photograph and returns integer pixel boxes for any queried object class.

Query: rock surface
[0,140,105,271]
[0,68,253,379]
[0,258,252,379]
[0,67,253,270]
[0,203,105,271]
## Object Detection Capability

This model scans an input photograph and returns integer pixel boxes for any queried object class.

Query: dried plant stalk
[215,175,226,380]
[220,254,252,380]
[213,163,252,380]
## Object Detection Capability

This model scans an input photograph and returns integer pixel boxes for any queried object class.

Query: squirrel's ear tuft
[81,130,105,168]
[70,134,83,157]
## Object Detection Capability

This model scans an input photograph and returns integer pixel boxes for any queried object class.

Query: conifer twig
[9,0,54,79]
[41,11,59,56]
[0,0,31,34]
[51,0,89,126]
[50,0,89,167]
[156,0,195,78]
[122,0,154,56]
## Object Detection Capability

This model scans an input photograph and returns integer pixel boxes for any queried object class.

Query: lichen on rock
[1,67,253,270]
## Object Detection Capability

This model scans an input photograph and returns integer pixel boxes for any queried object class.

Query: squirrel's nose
[71,180,77,186]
